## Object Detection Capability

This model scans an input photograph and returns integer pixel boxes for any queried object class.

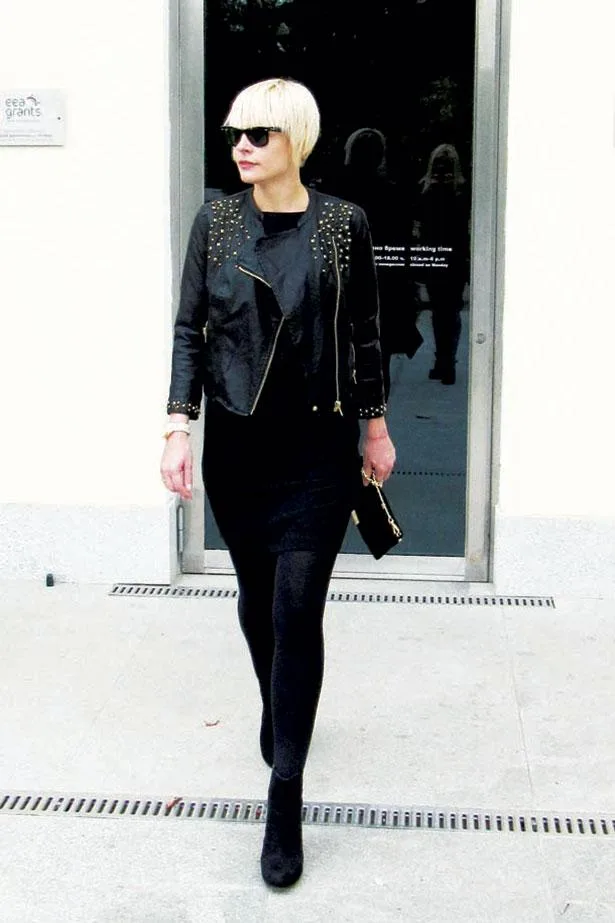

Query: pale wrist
[364,417,388,439]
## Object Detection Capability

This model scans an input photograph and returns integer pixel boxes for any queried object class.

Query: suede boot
[260,771,303,888]
[260,706,273,768]
[440,363,456,385]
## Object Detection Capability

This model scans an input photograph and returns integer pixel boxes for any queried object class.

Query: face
[230,129,295,185]
[431,156,455,186]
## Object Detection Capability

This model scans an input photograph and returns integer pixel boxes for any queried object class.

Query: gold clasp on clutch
[360,468,401,539]
[361,467,383,488]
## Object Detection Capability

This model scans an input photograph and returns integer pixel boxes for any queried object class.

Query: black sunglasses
[222,126,283,148]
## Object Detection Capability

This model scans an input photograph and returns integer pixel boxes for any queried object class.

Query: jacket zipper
[236,264,283,415]
[250,318,285,413]
[237,265,272,288]
[331,239,343,415]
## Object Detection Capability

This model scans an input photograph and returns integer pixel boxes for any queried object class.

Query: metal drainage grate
[326,593,555,608]
[0,792,610,836]
[110,585,238,600]
[109,585,555,609]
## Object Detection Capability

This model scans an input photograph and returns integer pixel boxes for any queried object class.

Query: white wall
[0,1,177,581]
[495,0,615,593]
[2,0,614,591]
[499,0,615,517]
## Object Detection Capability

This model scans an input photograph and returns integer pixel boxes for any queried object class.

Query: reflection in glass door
[202,0,478,568]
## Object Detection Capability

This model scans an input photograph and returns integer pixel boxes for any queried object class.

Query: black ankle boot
[260,771,303,888]
[260,706,273,768]
[440,365,456,385]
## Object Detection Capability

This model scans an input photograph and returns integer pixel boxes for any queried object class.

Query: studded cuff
[357,404,387,419]
[166,399,201,421]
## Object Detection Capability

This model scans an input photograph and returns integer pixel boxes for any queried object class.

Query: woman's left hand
[362,417,396,484]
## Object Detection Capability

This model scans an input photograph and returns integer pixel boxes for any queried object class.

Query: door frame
[173,0,507,582]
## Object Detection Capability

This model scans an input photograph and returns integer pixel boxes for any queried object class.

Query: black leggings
[229,544,339,779]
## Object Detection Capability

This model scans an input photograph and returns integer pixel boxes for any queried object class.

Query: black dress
[202,211,363,554]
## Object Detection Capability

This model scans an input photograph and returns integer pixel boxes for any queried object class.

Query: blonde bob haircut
[223,78,320,166]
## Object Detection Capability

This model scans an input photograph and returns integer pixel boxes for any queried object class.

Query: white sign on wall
[0,90,66,146]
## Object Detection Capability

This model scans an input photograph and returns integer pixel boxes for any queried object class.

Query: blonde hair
[419,143,466,193]
[223,78,320,166]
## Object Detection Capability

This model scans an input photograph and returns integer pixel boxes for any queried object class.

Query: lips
[238,161,256,168]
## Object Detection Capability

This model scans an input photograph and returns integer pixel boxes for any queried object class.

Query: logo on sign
[3,95,42,120]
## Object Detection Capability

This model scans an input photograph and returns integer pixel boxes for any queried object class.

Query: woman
[335,127,423,399]
[413,143,470,385]
[161,78,395,888]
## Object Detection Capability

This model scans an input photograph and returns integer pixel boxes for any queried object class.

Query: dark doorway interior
[204,0,476,558]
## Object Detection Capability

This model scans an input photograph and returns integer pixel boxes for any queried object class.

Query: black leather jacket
[167,189,386,420]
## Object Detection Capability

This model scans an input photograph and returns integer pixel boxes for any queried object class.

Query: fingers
[362,465,382,486]
[363,451,396,483]
[161,444,193,500]
[362,444,396,484]
[362,465,390,486]
[166,470,192,501]
[184,452,193,498]
[161,466,188,498]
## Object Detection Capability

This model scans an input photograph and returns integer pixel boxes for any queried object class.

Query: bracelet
[163,422,191,439]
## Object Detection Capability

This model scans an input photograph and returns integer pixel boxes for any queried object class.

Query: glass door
[199,0,495,579]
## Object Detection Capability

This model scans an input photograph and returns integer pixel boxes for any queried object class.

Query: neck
[252,174,309,213]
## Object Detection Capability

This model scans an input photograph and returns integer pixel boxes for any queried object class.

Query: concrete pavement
[1,577,615,921]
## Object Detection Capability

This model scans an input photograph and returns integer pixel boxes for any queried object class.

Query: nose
[235,132,253,153]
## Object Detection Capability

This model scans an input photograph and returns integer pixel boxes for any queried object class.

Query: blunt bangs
[223,78,320,165]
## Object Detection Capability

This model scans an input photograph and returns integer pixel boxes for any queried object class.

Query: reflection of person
[160,79,395,888]
[333,128,422,400]
[413,143,470,385]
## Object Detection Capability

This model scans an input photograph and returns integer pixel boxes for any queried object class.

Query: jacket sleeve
[348,207,386,418]
[166,207,209,420]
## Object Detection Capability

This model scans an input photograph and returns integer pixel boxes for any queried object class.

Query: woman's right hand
[161,433,193,500]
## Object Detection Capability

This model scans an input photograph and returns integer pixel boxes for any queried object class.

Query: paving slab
[504,596,615,811]
[539,836,615,919]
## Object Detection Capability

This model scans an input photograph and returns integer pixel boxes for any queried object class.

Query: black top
[252,212,308,417]
[261,211,303,235]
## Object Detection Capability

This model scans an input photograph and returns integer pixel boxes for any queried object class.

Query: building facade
[1,0,614,595]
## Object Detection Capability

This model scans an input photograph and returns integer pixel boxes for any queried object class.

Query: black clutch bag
[351,472,403,559]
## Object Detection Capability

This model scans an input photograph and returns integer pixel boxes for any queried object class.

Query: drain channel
[109,585,555,609]
[1,791,608,836]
